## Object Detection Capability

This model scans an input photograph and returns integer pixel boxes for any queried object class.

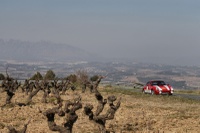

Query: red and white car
[142,80,173,95]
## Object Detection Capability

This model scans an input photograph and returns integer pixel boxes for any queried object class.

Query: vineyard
[0,73,200,133]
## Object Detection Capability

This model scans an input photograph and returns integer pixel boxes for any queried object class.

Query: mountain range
[0,39,103,62]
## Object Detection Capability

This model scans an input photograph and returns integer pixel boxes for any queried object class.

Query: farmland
[0,85,200,133]
[1,61,200,90]
[1,61,200,132]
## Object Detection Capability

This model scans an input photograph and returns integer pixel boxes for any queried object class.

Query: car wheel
[142,90,146,94]
[151,90,155,95]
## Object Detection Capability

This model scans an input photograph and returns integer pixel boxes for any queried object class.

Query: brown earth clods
[0,87,200,133]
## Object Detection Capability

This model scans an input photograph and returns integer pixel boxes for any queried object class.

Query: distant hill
[0,39,102,62]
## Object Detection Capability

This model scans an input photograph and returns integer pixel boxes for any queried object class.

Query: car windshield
[152,81,166,86]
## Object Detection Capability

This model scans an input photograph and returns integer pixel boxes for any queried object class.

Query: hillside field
[0,86,200,133]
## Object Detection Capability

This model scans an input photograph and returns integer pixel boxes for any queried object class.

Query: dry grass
[175,89,200,95]
[0,86,200,133]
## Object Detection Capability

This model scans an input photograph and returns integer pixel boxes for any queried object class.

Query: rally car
[142,80,173,95]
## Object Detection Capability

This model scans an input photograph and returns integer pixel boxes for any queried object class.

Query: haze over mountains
[1,38,200,66]
[0,39,103,62]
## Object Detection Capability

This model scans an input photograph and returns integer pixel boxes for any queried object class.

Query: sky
[0,0,200,65]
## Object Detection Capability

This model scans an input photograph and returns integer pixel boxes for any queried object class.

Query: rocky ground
[0,86,200,133]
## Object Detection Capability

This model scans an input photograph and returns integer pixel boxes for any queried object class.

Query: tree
[44,70,56,80]
[90,75,99,82]
[0,73,5,80]
[76,70,88,84]
[65,74,77,83]
[30,72,43,80]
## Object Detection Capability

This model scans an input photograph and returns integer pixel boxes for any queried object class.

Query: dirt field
[0,86,200,133]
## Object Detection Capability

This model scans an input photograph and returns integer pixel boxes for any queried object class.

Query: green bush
[0,73,5,80]
[30,72,43,80]
[44,70,56,80]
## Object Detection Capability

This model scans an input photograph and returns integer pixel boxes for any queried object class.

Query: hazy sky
[0,0,200,65]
